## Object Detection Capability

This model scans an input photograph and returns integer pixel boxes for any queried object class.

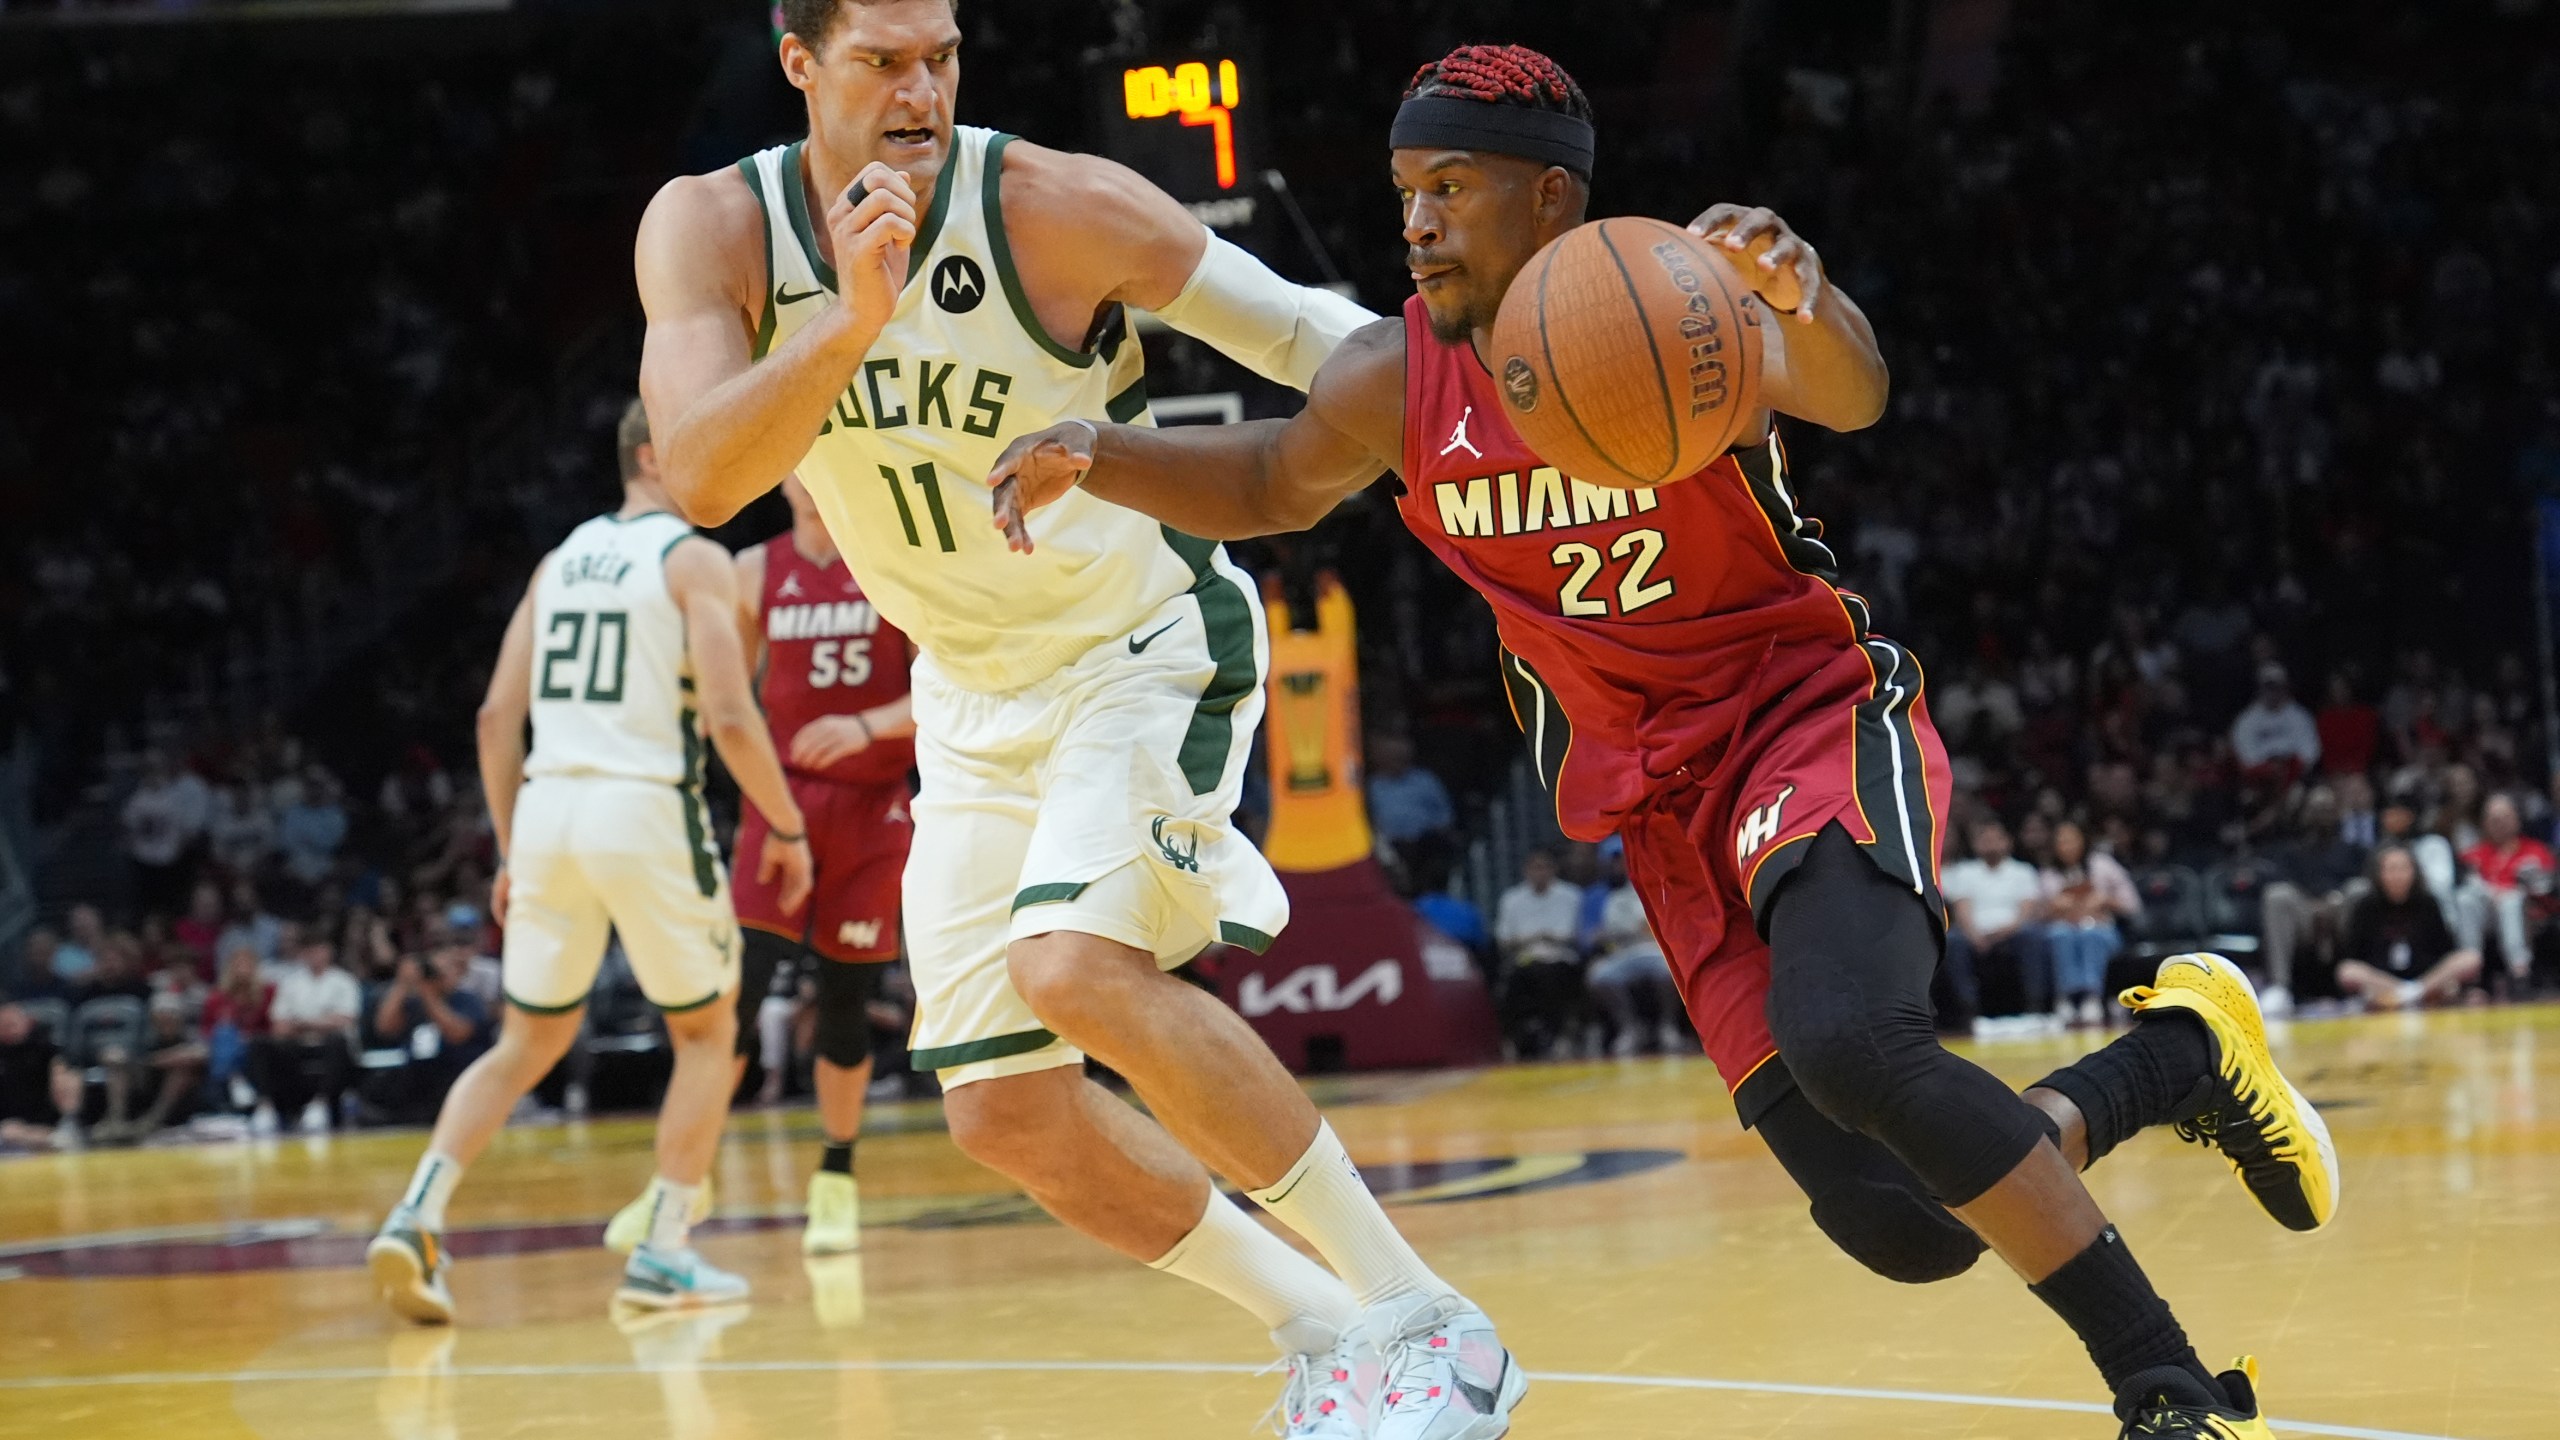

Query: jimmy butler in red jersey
[611,474,916,1260]
[989,43,2338,1440]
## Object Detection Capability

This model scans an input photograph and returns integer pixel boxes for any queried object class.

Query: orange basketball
[1488,216,1762,490]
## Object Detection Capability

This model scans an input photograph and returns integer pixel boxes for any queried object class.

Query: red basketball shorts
[1618,637,1950,1126]
[733,773,913,963]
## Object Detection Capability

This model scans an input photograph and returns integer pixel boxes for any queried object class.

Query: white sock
[646,1178,700,1252]
[400,1151,464,1230]
[1249,1122,1456,1309]
[1150,1189,1362,1349]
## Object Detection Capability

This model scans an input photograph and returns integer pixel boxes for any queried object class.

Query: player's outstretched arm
[1000,142,1375,392]
[1689,204,1888,433]
[476,577,539,918]
[667,537,813,914]
[987,318,1404,548]
[637,165,919,527]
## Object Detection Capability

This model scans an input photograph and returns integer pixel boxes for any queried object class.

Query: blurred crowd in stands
[7,3,2560,1142]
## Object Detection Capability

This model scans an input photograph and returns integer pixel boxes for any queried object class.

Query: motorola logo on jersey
[931,255,987,313]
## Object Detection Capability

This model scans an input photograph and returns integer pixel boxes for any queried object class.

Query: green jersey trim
[1011,880,1091,911]
[1177,564,1259,795]
[774,137,958,301]
[1106,376,1151,423]
[737,156,779,360]
[910,1027,1061,1072]
[981,133,1097,370]
[1217,921,1276,954]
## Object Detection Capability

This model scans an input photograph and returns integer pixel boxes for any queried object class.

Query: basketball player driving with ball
[991,43,2337,1440]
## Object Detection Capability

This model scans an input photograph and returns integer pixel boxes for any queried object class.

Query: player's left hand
[790,715,873,770]
[762,833,814,917]
[987,420,1100,554]
[489,867,511,927]
[1689,204,1823,323]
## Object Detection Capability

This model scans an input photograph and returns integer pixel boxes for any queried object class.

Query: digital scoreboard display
[1092,52,1261,233]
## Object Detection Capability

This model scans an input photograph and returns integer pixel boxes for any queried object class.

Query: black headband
[1390,94,1594,176]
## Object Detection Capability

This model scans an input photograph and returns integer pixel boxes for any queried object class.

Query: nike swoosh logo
[1128,621,1180,654]
[1452,1355,1506,1415]
[776,286,822,306]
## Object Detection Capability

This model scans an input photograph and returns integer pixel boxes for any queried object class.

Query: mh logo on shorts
[1150,815,1201,873]
[1735,785,1797,866]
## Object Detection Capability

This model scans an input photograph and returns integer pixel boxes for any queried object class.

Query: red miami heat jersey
[1393,295,1871,840]
[756,535,915,786]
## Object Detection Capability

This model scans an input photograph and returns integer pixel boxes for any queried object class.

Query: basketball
[1489,215,1762,489]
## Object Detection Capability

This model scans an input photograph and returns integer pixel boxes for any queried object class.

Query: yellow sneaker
[2123,953,2340,1231]
[803,1171,862,1256]
[2114,1356,2277,1438]
[603,1175,715,1256]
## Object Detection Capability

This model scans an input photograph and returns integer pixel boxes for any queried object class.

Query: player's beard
[1424,286,1491,347]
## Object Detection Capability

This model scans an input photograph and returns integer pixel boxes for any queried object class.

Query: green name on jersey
[818,358,1016,440]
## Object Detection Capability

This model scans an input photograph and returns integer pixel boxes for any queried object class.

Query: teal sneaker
[615,1244,750,1312]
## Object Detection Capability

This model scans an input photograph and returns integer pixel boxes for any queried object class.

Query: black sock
[821,1139,856,1176]
[2029,1226,2221,1403]
[2030,1012,2215,1166]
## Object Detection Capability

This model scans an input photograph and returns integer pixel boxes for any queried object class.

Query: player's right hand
[763,832,815,917]
[987,420,1099,554]
[827,162,919,339]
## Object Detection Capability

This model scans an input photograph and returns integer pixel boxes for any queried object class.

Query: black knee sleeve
[813,959,884,1069]
[1766,823,2051,1207]
[735,928,801,1058]
[1756,1082,1987,1284]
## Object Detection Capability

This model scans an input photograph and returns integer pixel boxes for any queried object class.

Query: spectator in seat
[120,749,211,918]
[207,781,275,880]
[2336,772,2380,849]
[0,1003,82,1151]
[1494,848,1586,1059]
[2258,786,2373,1015]
[172,881,225,978]
[1941,818,2052,1020]
[2336,844,2481,1010]
[2230,662,2321,788]
[217,881,287,972]
[132,990,209,1136]
[254,929,359,1132]
[273,768,350,899]
[2314,672,2379,778]
[1583,845,1684,1056]
[1365,733,1455,851]
[2459,793,2554,987]
[1410,856,1491,972]
[2039,821,2139,1027]
[200,941,272,1115]
[13,928,68,1001]
[54,904,105,986]
[368,942,492,1124]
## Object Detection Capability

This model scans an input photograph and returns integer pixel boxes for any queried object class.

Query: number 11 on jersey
[881,461,956,552]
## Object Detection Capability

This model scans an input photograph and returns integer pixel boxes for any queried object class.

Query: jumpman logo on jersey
[778,573,804,598]
[1439,406,1482,460]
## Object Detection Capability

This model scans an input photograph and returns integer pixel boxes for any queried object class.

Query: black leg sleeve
[1754,1078,1988,1283]
[734,928,803,1059]
[1765,823,2053,1207]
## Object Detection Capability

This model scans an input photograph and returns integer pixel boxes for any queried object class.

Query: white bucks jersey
[523,511,705,788]
[741,126,1223,693]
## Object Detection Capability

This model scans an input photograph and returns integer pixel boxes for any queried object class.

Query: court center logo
[931,255,986,313]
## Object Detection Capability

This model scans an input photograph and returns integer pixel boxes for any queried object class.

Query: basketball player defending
[635,3,1516,1434]
[370,401,815,1323]
[604,473,917,1259]
[989,45,2338,1440]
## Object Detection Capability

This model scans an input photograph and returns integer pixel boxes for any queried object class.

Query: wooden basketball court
[3,1006,2552,1439]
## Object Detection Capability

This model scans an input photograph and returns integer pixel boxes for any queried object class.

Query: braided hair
[1403,44,1593,126]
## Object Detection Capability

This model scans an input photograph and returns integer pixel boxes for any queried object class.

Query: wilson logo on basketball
[1500,355,1539,412]
[1650,240,1732,418]
[931,255,986,313]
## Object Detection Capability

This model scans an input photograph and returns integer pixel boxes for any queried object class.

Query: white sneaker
[367,1207,456,1325]
[1264,1320,1376,1438]
[297,1099,330,1134]
[803,1172,861,1256]
[564,1083,591,1117]
[227,1075,257,1111]
[616,1244,750,1311]
[2053,997,2077,1024]
[1609,1029,1642,1059]
[2260,984,2295,1019]
[2076,995,2104,1027]
[1370,1294,1526,1440]
[249,1102,279,1136]
[1656,1021,1688,1054]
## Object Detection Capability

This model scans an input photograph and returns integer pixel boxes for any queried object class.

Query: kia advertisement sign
[1219,859,1500,1073]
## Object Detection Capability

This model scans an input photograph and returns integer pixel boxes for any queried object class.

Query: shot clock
[1091,51,1266,237]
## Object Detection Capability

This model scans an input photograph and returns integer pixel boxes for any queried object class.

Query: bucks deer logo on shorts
[1734,785,1797,866]
[1150,815,1202,874]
